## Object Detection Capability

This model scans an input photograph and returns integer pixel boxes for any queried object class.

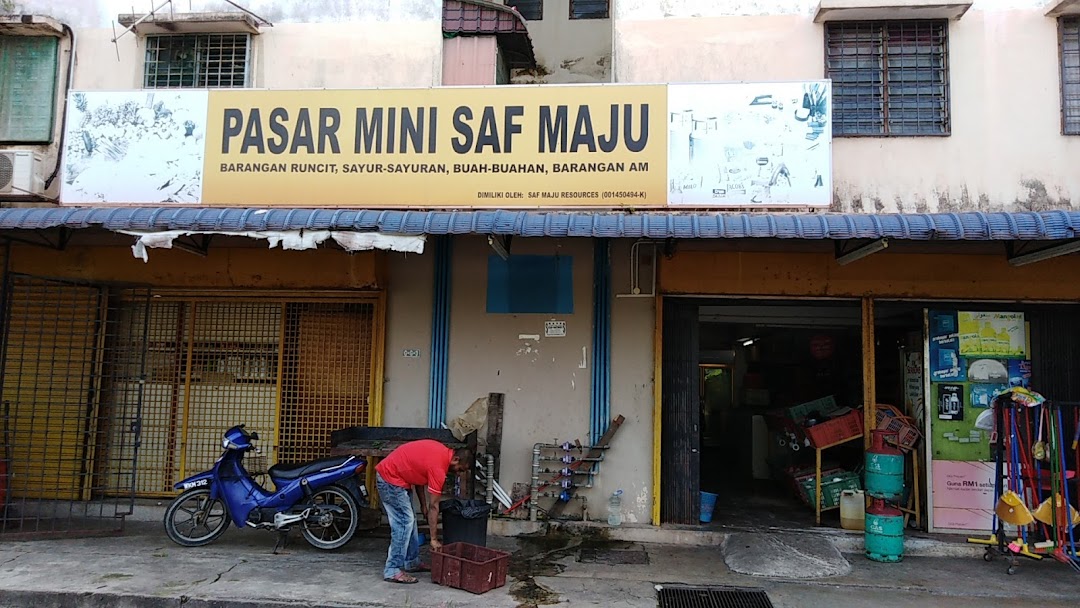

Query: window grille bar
[144,34,249,89]
[826,20,949,136]
[1062,17,1080,135]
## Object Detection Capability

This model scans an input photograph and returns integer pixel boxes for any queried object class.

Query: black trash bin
[440,499,491,547]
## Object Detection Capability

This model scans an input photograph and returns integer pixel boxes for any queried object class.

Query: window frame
[142,32,252,90]
[824,19,951,138]
[1060,16,1080,136]
[506,0,543,21]
[0,34,60,145]
[569,0,609,20]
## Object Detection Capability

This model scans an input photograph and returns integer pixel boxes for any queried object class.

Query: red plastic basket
[875,404,921,452]
[803,409,864,448]
[431,542,510,595]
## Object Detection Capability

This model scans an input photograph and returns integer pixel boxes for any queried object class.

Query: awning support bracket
[1006,239,1080,267]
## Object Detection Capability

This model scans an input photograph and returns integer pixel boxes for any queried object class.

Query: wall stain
[872,197,885,213]
[1014,179,1055,212]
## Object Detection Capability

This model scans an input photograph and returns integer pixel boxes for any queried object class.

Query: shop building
[0,0,1079,539]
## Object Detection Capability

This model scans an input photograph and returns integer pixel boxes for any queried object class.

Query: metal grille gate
[0,274,148,538]
[129,297,379,497]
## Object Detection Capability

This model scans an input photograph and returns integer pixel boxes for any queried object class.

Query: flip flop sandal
[384,572,419,584]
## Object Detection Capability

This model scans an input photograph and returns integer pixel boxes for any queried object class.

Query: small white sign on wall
[545,320,566,338]
[403,349,422,358]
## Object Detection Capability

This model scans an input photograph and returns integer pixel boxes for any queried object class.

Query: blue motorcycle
[164,424,369,551]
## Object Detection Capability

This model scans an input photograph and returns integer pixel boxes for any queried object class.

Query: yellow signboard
[60,82,834,208]
[202,86,667,208]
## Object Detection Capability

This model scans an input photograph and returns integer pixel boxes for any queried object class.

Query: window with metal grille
[143,33,250,89]
[825,21,950,136]
[571,0,609,20]
[0,35,59,143]
[507,0,543,20]
[1062,17,1080,135]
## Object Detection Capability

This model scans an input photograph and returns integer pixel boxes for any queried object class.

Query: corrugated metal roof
[1,208,1078,241]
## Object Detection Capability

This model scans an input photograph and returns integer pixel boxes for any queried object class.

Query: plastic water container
[700,491,719,523]
[840,489,865,531]
[607,490,623,526]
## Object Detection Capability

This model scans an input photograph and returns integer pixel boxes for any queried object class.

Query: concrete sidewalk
[0,519,1077,608]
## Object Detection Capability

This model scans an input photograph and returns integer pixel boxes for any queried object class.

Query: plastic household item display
[440,499,492,547]
[865,430,905,500]
[840,489,866,531]
[607,490,623,526]
[865,499,904,563]
[700,491,719,523]
[431,542,510,594]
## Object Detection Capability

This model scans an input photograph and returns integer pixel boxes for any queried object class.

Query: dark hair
[453,447,472,463]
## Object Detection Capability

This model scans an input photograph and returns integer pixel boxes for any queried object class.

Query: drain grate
[579,548,650,565]
[656,584,774,608]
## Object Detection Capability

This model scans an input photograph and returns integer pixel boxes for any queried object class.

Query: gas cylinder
[864,498,904,563]
[864,430,904,500]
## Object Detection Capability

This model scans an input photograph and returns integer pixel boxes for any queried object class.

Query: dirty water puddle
[510,530,633,607]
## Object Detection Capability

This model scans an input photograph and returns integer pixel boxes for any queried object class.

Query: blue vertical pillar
[590,239,612,444]
[428,235,452,428]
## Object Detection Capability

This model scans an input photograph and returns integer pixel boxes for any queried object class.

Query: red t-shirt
[375,439,454,495]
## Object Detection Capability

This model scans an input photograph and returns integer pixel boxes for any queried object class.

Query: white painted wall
[2,0,443,200]
[616,0,1080,212]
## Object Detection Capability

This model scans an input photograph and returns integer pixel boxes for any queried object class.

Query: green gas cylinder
[865,430,904,500]
[865,498,904,563]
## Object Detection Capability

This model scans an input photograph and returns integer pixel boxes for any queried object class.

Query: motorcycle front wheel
[301,484,359,550]
[164,488,230,547]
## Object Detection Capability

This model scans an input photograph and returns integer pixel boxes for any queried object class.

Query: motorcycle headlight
[222,437,239,450]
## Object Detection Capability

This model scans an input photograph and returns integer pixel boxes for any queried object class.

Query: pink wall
[442,36,498,85]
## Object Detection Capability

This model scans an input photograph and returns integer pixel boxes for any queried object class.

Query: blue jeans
[376,473,421,579]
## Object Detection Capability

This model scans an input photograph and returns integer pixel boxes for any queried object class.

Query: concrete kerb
[489,518,984,558]
[0,590,392,608]
[130,500,982,559]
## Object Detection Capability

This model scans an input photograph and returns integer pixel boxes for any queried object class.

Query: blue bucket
[700,491,719,523]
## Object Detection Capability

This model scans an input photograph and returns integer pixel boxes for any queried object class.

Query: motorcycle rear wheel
[164,488,230,547]
[301,484,359,550]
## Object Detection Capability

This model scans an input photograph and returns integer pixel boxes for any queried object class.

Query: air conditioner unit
[0,151,45,196]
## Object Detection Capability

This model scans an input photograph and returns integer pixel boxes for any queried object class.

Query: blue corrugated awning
[0,207,1078,241]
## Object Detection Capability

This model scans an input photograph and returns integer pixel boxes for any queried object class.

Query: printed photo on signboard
[929,311,965,382]
[938,384,964,421]
[666,81,832,208]
[61,91,209,204]
[967,359,1008,383]
[1008,359,1032,388]
[970,383,1007,409]
[958,312,1026,358]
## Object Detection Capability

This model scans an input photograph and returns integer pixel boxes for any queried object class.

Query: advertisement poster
[667,82,831,207]
[60,83,833,209]
[929,311,965,382]
[958,312,1026,358]
[1008,359,1032,388]
[904,351,924,425]
[937,384,964,421]
[931,460,996,531]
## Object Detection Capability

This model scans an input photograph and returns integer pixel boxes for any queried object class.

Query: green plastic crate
[799,471,861,509]
[785,396,839,423]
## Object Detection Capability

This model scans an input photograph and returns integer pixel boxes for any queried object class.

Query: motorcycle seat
[268,455,357,482]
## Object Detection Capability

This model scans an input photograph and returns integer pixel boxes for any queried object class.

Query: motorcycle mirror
[250,431,260,441]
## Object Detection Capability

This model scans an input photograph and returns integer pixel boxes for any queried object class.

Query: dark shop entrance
[660,297,867,528]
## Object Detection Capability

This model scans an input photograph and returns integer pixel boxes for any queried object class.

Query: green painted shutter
[0,36,59,143]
